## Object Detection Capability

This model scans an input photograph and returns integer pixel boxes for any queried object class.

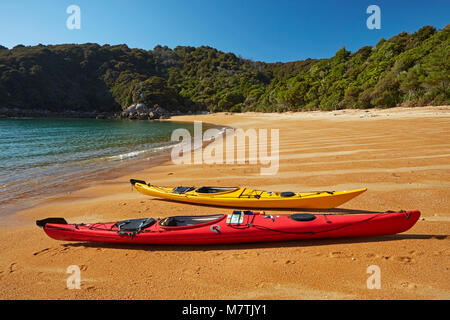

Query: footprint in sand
[409,250,425,257]
[230,253,246,260]
[53,247,70,256]
[378,255,414,264]
[313,252,323,257]
[33,247,70,257]
[433,249,450,257]
[329,251,352,259]
[183,266,202,276]
[79,264,88,271]
[400,282,418,290]
[9,262,17,274]
[33,248,51,256]
[394,256,414,264]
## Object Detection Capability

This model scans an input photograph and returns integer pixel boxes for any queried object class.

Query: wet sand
[1,106,449,299]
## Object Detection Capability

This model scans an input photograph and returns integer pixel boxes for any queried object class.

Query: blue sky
[0,0,448,62]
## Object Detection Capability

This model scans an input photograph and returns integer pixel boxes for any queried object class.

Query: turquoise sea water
[0,118,214,216]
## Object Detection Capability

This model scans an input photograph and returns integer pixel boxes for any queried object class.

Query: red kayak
[37,210,420,245]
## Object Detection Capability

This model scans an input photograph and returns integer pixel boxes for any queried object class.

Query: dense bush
[0,24,448,114]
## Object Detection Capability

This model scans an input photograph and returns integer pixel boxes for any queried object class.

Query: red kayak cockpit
[159,214,225,227]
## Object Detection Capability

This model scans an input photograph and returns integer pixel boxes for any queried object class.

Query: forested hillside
[0,24,448,115]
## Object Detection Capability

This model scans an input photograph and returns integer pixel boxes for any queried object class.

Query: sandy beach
[1,106,449,300]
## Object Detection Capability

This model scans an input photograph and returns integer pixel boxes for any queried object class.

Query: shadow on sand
[147,198,383,214]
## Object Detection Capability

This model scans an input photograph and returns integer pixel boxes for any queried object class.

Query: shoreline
[0,118,228,221]
[0,151,172,224]
[1,105,449,299]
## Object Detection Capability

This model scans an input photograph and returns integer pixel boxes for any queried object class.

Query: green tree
[422,45,450,102]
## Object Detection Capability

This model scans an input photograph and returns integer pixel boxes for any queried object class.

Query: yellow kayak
[130,179,367,209]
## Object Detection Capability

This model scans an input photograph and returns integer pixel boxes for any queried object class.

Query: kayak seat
[195,186,236,194]
[162,214,224,227]
[172,186,195,194]
[281,192,296,197]
[117,218,156,232]
[291,214,316,221]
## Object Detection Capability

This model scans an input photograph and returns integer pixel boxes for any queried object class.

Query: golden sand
[1,106,449,299]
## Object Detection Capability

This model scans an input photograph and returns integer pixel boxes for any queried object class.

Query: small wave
[150,144,178,152]
[109,150,146,160]
[108,143,176,161]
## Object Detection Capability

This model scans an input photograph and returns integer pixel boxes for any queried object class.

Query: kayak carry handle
[130,179,148,186]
